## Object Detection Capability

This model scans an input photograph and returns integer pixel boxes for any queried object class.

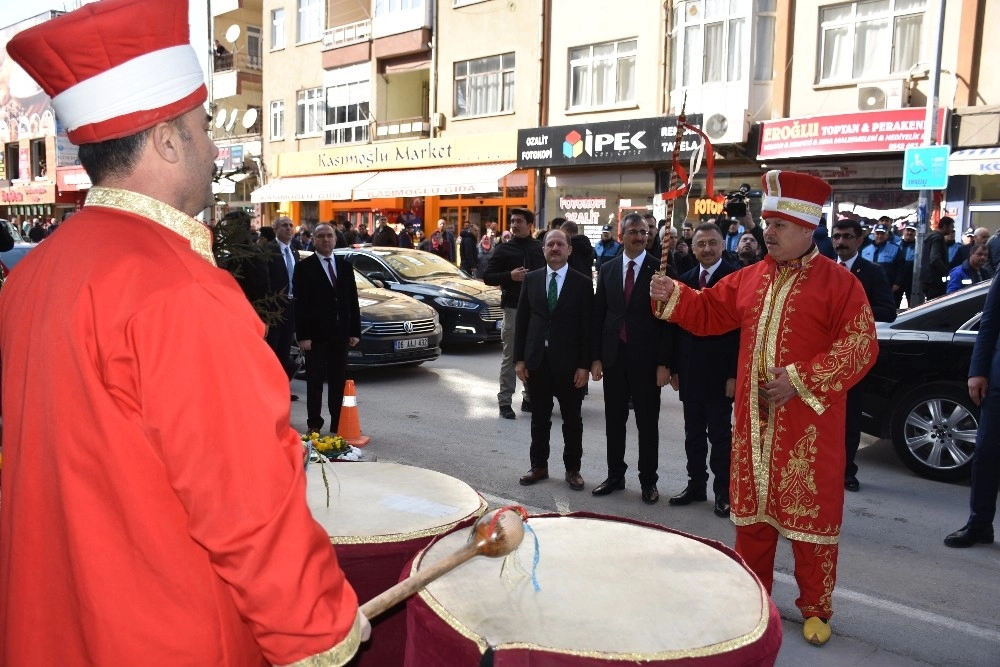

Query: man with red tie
[294,223,362,434]
[591,213,674,504]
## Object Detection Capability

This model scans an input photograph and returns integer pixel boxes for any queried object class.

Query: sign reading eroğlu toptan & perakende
[516,115,704,169]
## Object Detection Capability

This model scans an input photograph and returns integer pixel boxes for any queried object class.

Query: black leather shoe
[519,467,549,486]
[591,477,626,496]
[642,486,659,504]
[668,486,707,506]
[499,405,516,420]
[714,496,731,518]
[944,524,995,548]
[290,394,300,402]
[520,399,533,413]
[844,476,860,492]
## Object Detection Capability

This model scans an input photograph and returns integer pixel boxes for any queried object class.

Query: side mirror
[367,271,390,285]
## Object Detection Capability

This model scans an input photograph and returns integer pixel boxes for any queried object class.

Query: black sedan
[860,281,989,482]
[334,247,503,344]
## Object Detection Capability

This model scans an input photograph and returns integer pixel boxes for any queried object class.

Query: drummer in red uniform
[0,1,367,664]
[650,170,877,646]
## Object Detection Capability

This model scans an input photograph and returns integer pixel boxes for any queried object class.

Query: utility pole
[909,0,947,308]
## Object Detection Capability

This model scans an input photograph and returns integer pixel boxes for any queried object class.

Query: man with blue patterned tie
[266,215,300,400]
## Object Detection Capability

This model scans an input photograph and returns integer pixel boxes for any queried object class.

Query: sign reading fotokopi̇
[276,132,518,178]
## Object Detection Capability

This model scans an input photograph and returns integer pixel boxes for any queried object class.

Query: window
[246,26,262,69]
[4,144,18,180]
[297,0,322,44]
[374,0,423,17]
[671,0,753,88]
[568,39,636,108]
[754,0,777,81]
[325,79,370,145]
[819,0,925,83]
[269,100,284,141]
[296,88,324,136]
[30,139,46,179]
[454,53,514,118]
[271,9,285,50]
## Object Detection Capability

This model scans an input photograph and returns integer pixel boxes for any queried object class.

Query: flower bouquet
[301,431,362,462]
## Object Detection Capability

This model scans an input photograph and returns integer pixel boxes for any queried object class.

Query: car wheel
[889,382,978,482]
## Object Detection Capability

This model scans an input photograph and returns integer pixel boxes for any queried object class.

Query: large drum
[403,513,781,666]
[306,461,486,666]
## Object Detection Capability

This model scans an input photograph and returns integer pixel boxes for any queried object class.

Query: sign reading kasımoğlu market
[276,132,517,177]
[516,114,704,169]
[758,108,948,160]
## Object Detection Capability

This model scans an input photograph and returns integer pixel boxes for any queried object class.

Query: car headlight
[434,297,479,310]
[359,320,374,334]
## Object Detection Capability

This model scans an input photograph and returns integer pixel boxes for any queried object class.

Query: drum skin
[305,462,486,666]
[403,513,781,667]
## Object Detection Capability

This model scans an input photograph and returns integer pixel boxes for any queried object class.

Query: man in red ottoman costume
[650,170,877,646]
[0,1,367,664]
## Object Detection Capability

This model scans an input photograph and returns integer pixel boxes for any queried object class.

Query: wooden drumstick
[360,507,525,620]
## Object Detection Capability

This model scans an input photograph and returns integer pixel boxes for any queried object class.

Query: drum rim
[411,512,774,660]
[328,496,487,545]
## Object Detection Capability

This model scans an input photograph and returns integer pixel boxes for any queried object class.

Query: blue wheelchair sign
[903,145,950,191]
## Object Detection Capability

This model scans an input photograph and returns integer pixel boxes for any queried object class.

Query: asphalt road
[291,342,999,666]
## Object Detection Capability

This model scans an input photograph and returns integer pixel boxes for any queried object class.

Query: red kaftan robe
[654,249,877,545]
[0,188,361,666]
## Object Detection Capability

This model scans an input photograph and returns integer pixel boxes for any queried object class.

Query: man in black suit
[668,222,740,517]
[831,218,897,492]
[293,223,361,434]
[266,216,300,400]
[591,213,674,504]
[514,229,593,490]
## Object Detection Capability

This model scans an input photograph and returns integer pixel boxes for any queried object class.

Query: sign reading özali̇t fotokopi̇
[516,115,704,169]
[758,108,948,160]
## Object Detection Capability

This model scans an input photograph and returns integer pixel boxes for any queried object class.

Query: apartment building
[210,0,265,219]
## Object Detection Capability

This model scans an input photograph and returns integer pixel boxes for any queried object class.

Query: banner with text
[758,109,947,160]
[517,115,704,169]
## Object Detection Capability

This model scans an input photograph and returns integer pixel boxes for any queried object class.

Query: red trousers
[735,522,838,619]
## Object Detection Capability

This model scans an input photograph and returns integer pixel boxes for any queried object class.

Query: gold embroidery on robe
[807,305,876,394]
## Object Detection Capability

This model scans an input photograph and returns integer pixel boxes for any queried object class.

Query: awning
[352,162,517,200]
[948,147,1000,176]
[250,172,376,203]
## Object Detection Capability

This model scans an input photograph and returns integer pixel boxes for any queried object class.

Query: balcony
[212,50,263,100]
[322,19,372,49]
[374,116,430,141]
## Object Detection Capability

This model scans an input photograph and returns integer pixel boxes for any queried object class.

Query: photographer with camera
[720,184,765,263]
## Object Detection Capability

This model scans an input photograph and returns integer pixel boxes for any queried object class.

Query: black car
[292,269,442,371]
[334,246,503,343]
[860,281,989,482]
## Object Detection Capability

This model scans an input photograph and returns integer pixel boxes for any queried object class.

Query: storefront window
[544,171,654,243]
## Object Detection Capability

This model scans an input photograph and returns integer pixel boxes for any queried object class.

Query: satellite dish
[224,24,241,44]
[225,109,238,132]
[241,108,259,130]
[214,109,227,128]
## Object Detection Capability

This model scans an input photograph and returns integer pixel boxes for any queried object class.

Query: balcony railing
[374,116,430,141]
[322,19,372,49]
[213,50,262,73]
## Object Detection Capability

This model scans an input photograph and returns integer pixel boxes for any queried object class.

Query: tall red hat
[6,0,207,145]
[760,170,832,229]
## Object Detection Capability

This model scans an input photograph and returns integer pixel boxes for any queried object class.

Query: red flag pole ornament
[658,94,716,274]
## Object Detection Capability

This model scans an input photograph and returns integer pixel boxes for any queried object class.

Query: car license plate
[395,338,427,350]
[496,319,503,330]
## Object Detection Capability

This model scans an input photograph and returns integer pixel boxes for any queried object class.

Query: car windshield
[0,220,25,243]
[377,250,465,279]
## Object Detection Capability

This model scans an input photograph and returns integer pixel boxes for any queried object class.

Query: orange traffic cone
[337,380,370,448]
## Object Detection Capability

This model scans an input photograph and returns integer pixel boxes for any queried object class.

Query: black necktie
[325,257,337,289]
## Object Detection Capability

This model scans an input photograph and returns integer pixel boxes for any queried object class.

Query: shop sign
[516,115,704,169]
[56,166,91,191]
[558,196,608,226]
[1,183,55,204]
[758,109,947,159]
[691,197,725,216]
[278,131,517,177]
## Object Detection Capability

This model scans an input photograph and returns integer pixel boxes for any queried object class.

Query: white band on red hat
[762,195,823,227]
[51,44,204,133]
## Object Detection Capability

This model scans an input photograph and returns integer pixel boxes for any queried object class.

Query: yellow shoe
[803,617,831,645]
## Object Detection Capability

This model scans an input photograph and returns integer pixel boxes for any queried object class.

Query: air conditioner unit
[857,80,909,111]
[431,112,445,130]
[701,109,750,145]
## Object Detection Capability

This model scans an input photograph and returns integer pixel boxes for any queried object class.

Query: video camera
[723,183,752,219]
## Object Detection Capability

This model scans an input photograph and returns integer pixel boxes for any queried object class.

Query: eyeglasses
[624,229,650,236]
[830,233,857,240]
[693,239,722,249]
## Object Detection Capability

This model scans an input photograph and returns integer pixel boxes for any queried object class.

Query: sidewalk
[775,619,931,666]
